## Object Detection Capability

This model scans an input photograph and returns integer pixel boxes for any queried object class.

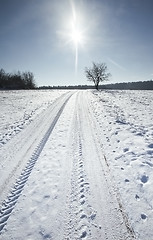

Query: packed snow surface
[0,89,153,239]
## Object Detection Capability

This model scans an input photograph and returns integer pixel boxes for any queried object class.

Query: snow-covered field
[91,90,153,239]
[0,90,67,146]
[0,89,152,239]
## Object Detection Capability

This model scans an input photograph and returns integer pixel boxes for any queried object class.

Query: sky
[0,0,153,87]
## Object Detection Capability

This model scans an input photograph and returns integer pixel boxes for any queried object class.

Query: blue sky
[0,0,153,86]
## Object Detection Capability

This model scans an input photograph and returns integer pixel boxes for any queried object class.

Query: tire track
[0,92,71,202]
[68,135,101,239]
[0,94,72,234]
[65,92,101,239]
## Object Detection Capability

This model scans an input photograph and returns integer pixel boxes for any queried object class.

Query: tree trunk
[95,83,99,90]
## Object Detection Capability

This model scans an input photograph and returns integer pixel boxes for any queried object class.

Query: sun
[71,28,82,45]
[70,21,83,46]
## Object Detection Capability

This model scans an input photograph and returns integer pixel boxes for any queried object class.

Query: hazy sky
[0,0,153,86]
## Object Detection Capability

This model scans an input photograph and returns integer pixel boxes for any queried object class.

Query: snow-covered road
[0,89,152,239]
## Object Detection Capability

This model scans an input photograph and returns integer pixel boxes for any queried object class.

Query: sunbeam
[70,18,84,73]
[57,0,86,74]
[69,0,85,73]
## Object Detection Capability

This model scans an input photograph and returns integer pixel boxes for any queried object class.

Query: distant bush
[0,69,36,90]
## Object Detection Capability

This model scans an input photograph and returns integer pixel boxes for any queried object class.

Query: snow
[0,90,67,146]
[0,89,153,239]
[90,90,153,239]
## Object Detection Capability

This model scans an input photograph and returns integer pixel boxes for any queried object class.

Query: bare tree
[85,62,111,90]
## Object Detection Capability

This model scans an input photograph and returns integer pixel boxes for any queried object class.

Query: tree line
[0,69,36,90]
[102,80,153,90]
[39,80,153,90]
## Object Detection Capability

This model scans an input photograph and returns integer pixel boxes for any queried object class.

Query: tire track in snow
[0,93,71,199]
[69,136,101,239]
[0,94,72,234]
[65,92,101,239]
